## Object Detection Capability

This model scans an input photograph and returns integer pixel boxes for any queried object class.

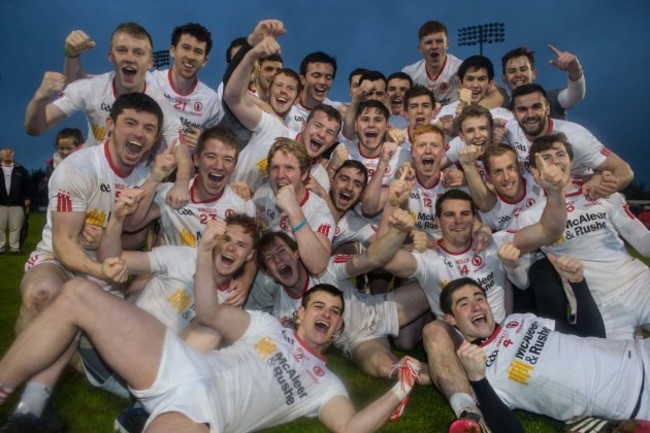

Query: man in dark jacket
[0,147,32,254]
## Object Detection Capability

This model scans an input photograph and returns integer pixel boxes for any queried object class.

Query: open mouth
[207,172,224,183]
[313,86,327,98]
[471,314,487,326]
[421,157,435,169]
[309,138,324,153]
[182,61,196,69]
[122,66,137,77]
[365,131,379,140]
[126,140,143,154]
[315,319,330,333]
[275,96,288,105]
[278,264,293,280]
[391,97,403,107]
[220,253,234,266]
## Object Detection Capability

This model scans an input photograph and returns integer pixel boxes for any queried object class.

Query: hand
[199,219,227,252]
[251,36,282,59]
[304,175,327,199]
[275,185,299,214]
[64,30,96,58]
[35,72,66,101]
[230,181,253,200]
[223,279,251,307]
[547,44,582,80]
[182,126,201,149]
[166,182,190,210]
[388,164,415,206]
[492,118,508,144]
[152,145,177,183]
[248,19,286,46]
[410,229,427,252]
[113,189,144,218]
[438,115,455,136]
[379,141,398,165]
[353,79,374,102]
[388,208,415,233]
[100,257,129,283]
[386,127,406,145]
[442,166,466,188]
[497,242,521,270]
[581,171,617,200]
[79,223,103,250]
[547,253,584,283]
[531,153,567,193]
[456,340,487,382]
[457,145,483,168]
[327,146,349,174]
[472,225,493,254]
[458,88,472,106]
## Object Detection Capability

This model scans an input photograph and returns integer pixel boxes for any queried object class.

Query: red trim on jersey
[216,278,233,292]
[425,55,448,82]
[496,175,527,205]
[299,190,310,207]
[623,202,636,220]
[436,238,472,255]
[565,182,584,199]
[294,332,327,361]
[56,191,72,212]
[356,141,381,159]
[104,142,133,178]
[407,127,413,145]
[600,147,612,157]
[112,77,146,99]
[416,170,441,190]
[296,99,313,111]
[285,272,310,300]
[317,224,331,237]
[332,254,351,264]
[477,324,502,348]
[190,176,224,204]
[167,68,198,96]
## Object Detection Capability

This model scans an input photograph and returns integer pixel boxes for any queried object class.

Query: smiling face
[355,107,387,156]
[295,290,344,351]
[268,150,308,195]
[262,236,302,289]
[460,67,492,103]
[513,92,550,139]
[502,56,537,91]
[445,284,495,340]
[330,166,366,213]
[300,62,335,106]
[257,59,283,94]
[437,198,474,251]
[109,32,153,94]
[107,108,159,174]
[411,131,444,178]
[387,78,411,116]
[213,223,256,277]
[300,110,340,159]
[170,34,208,80]
[458,115,492,149]
[193,138,237,200]
[268,73,300,117]
[486,150,523,201]
[418,31,449,71]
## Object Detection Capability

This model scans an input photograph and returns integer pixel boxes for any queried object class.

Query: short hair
[195,126,240,159]
[348,68,370,86]
[299,51,337,79]
[457,55,495,81]
[403,85,435,110]
[225,212,261,249]
[267,137,311,175]
[110,93,163,135]
[501,46,535,75]
[456,104,494,132]
[306,104,343,129]
[440,277,485,316]
[411,124,445,144]
[511,83,549,107]
[355,100,390,121]
[226,36,247,63]
[387,71,413,87]
[359,70,387,87]
[418,20,448,39]
[481,143,519,173]
[435,189,476,219]
[529,132,574,169]
[331,160,368,208]
[171,23,213,56]
[259,53,283,66]
[270,68,302,93]
[302,284,345,315]
[54,128,84,148]
[111,22,153,51]
[257,231,297,272]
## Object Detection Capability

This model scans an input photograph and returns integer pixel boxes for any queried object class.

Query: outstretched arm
[63,30,96,82]
[24,72,68,136]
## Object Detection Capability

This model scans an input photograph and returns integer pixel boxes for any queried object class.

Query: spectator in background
[0,147,32,254]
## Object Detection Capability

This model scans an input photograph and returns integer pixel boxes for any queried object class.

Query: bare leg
[0,279,166,393]
[16,263,69,333]
[393,281,432,350]
[145,412,209,433]
[180,322,222,353]
[351,338,432,385]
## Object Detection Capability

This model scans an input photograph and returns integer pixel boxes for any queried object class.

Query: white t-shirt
[401,54,463,106]
[332,210,376,250]
[284,98,342,133]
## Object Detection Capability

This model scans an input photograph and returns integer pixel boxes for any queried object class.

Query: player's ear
[443,313,457,327]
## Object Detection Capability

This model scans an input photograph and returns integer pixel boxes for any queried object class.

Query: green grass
[0,212,564,432]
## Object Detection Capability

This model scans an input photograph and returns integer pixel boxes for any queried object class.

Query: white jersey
[34,143,150,261]
[138,311,348,433]
[338,137,412,186]
[272,255,399,358]
[410,231,515,321]
[309,160,330,192]
[407,172,449,239]
[53,71,183,149]
[332,210,376,250]
[480,313,645,421]
[435,104,513,143]
[147,69,223,131]
[154,178,255,247]
[253,185,335,243]
[505,118,609,176]
[285,98,342,133]
[479,172,544,231]
[230,111,292,192]
[401,54,463,106]
[134,246,233,334]
[445,136,490,180]
[517,188,650,339]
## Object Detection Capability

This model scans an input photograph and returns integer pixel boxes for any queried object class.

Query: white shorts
[335,291,398,358]
[598,275,650,340]
[130,330,223,432]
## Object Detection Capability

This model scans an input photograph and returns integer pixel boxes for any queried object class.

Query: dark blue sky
[2,0,649,185]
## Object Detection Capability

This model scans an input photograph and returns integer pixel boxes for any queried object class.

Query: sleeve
[609,193,650,257]
[556,75,586,109]
[52,78,90,117]
[562,123,607,170]
[470,378,526,433]
[47,161,94,213]
[555,278,606,338]
[158,98,184,148]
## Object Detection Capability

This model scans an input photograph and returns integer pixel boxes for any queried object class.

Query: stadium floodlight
[152,50,170,69]
[457,22,506,55]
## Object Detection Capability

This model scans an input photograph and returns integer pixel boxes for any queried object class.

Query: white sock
[14,382,51,417]
[449,392,477,417]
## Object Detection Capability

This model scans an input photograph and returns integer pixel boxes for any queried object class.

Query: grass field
[0,212,564,432]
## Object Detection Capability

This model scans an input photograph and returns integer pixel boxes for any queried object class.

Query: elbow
[24,123,42,137]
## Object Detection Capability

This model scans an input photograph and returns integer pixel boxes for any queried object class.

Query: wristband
[64,48,79,59]
[292,218,308,232]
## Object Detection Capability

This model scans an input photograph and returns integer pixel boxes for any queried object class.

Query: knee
[423,322,453,351]
[20,277,62,317]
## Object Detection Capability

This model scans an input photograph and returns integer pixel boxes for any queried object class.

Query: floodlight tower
[457,23,506,55]
[152,50,170,69]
